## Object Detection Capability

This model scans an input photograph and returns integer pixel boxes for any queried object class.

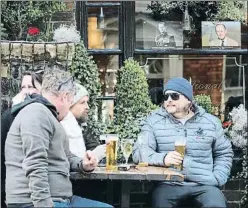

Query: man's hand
[164,151,183,167]
[92,144,106,161]
[82,150,98,172]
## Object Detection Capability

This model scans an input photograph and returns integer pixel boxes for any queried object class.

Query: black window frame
[76,1,248,105]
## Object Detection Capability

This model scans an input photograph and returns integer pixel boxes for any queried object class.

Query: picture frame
[202,21,241,49]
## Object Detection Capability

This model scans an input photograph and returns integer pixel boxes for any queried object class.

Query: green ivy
[70,41,104,142]
[194,94,213,114]
[1,23,8,40]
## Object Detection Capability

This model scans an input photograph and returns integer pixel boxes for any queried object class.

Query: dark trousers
[152,184,227,208]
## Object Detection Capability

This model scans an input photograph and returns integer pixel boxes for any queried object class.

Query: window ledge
[134,48,248,55]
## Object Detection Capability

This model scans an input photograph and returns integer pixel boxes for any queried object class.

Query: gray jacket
[132,105,233,186]
[5,102,85,207]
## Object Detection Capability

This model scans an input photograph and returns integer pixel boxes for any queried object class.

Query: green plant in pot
[194,94,213,114]
[108,58,156,162]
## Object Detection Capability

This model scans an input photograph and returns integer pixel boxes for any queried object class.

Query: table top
[70,165,184,182]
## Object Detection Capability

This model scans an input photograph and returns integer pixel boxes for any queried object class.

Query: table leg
[121,181,131,208]
[107,181,114,205]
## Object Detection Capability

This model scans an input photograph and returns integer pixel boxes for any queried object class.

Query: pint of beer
[106,134,118,171]
[174,139,186,171]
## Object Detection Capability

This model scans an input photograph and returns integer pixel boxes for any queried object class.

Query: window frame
[76,1,247,106]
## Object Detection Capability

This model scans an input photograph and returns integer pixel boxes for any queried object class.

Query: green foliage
[212,1,247,24]
[194,94,213,114]
[70,41,103,141]
[110,58,156,141]
[147,1,218,31]
[1,23,8,40]
[1,1,65,40]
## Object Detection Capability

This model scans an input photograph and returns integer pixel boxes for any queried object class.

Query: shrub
[70,41,103,141]
[109,58,156,140]
[53,25,81,43]
[194,94,213,113]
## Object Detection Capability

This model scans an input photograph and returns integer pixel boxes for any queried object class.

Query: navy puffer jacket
[132,105,233,186]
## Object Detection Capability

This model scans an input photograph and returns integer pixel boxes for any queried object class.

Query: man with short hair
[209,23,239,47]
[133,77,233,208]
[5,67,112,208]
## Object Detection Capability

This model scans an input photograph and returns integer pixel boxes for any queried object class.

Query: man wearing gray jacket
[5,67,112,208]
[133,77,233,208]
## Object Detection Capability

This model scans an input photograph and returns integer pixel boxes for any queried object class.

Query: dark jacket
[1,109,15,198]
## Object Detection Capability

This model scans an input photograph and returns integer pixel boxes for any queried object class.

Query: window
[76,1,247,112]
[88,7,119,49]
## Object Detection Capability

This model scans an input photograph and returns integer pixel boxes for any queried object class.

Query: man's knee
[195,186,227,208]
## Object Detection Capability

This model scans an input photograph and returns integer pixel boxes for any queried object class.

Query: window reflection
[93,55,118,96]
[88,7,119,49]
[135,1,183,49]
[135,55,247,116]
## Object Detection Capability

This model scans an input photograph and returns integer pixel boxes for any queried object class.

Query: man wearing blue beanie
[133,77,233,208]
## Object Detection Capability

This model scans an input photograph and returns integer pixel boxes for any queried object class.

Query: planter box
[1,41,75,77]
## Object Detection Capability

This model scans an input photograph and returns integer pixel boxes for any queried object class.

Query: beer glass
[174,137,186,171]
[106,134,118,171]
[137,133,149,167]
[121,139,134,165]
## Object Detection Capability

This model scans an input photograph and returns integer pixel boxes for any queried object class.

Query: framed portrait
[202,21,241,49]
[152,21,183,49]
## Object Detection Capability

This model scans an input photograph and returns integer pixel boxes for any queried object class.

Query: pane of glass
[96,99,115,125]
[225,66,240,87]
[92,55,118,96]
[88,7,119,49]
[135,1,183,49]
[134,55,246,118]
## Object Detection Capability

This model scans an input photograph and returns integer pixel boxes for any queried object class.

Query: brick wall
[50,2,76,30]
[183,55,224,106]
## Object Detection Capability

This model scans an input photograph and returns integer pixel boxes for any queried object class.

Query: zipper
[184,128,187,137]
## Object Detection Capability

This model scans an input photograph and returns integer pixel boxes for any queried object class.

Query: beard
[175,103,192,114]
[77,115,88,124]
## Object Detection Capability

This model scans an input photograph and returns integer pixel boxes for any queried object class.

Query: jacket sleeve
[20,105,54,207]
[132,117,166,166]
[83,129,100,151]
[213,121,234,186]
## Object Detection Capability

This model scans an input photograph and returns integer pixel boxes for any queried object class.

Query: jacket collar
[11,94,58,119]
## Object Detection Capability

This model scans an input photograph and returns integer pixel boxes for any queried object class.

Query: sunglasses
[164,93,180,101]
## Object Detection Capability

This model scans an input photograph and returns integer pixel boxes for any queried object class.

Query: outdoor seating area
[1,1,247,208]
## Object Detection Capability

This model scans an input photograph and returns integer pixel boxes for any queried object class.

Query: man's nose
[86,103,89,109]
[167,95,173,101]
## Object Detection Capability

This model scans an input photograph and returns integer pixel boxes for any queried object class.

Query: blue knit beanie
[163,77,193,101]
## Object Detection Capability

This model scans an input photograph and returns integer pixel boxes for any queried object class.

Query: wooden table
[70,166,184,208]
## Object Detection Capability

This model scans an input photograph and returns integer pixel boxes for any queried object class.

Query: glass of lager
[137,133,149,167]
[174,137,186,171]
[106,134,118,171]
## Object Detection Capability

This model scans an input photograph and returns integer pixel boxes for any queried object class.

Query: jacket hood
[11,94,58,118]
[155,103,206,118]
